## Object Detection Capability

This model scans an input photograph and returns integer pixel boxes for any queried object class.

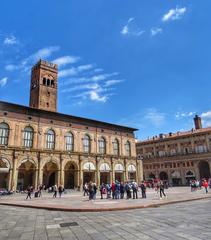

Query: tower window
[43,78,46,85]
[51,80,54,86]
[47,79,50,86]
[46,102,49,107]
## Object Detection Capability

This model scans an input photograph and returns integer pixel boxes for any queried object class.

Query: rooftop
[0,101,138,133]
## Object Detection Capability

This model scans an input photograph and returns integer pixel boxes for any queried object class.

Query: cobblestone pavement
[0,187,210,211]
[0,199,211,240]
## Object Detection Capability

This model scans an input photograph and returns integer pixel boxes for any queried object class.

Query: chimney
[194,115,202,129]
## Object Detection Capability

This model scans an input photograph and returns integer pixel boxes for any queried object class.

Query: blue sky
[1,0,211,140]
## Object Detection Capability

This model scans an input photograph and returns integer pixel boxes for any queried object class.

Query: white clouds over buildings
[121,18,144,37]
[4,35,17,45]
[151,27,163,36]
[0,77,8,87]
[162,7,187,22]
[53,55,80,67]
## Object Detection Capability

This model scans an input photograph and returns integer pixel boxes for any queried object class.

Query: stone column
[60,155,64,187]
[111,158,115,182]
[79,156,83,190]
[34,169,38,189]
[124,159,128,182]
[11,152,18,191]
[96,157,100,187]
[38,154,43,185]
[8,169,12,191]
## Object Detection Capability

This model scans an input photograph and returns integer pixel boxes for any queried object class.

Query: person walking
[83,183,89,196]
[58,185,64,198]
[160,181,166,199]
[140,181,146,198]
[53,185,58,198]
[26,185,32,200]
[93,183,97,200]
[38,184,43,197]
[111,182,115,199]
[100,183,106,199]
[132,182,138,199]
[88,181,94,200]
[203,180,209,194]
[120,182,125,199]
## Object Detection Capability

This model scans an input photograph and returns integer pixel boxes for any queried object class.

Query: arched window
[113,139,119,155]
[83,134,91,153]
[51,80,54,87]
[98,137,106,154]
[0,122,9,145]
[46,129,55,149]
[23,126,34,148]
[65,132,74,151]
[47,79,50,86]
[43,77,46,85]
[125,141,131,156]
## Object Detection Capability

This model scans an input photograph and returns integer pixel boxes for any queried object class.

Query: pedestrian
[38,184,43,197]
[53,185,58,198]
[111,182,115,199]
[26,185,32,200]
[88,181,94,200]
[120,182,125,199]
[100,183,106,199]
[160,181,166,199]
[125,182,131,199]
[140,181,146,198]
[83,183,89,196]
[203,180,209,194]
[115,181,120,199]
[58,185,64,198]
[93,183,97,200]
[132,182,138,199]
[106,184,111,199]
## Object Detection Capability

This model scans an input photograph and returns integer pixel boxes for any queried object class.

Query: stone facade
[0,60,142,191]
[136,116,211,186]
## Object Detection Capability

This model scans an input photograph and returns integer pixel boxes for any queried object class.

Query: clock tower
[29,60,58,112]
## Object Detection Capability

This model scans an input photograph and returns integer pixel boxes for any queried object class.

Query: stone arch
[0,157,11,189]
[198,161,210,179]
[83,161,96,184]
[64,161,79,189]
[17,157,37,169]
[17,159,36,191]
[42,161,59,188]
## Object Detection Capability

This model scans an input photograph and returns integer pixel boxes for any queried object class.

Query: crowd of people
[25,184,65,200]
[23,178,210,200]
[190,179,209,194]
[83,180,168,200]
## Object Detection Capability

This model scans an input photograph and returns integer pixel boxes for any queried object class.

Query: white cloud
[162,7,186,22]
[121,18,144,37]
[145,108,165,127]
[201,111,211,127]
[4,35,17,45]
[28,46,60,62]
[89,90,107,102]
[175,111,194,119]
[53,55,80,67]
[61,83,100,93]
[0,77,8,87]
[5,46,60,72]
[5,64,19,71]
[151,28,163,36]
[104,79,124,87]
[59,64,94,78]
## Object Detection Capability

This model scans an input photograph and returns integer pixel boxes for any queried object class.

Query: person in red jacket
[203,180,208,194]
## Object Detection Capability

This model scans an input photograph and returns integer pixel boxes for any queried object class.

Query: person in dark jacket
[120,182,125,199]
[140,182,146,198]
[58,185,64,198]
[26,185,32,200]
[132,182,138,199]
[160,181,166,199]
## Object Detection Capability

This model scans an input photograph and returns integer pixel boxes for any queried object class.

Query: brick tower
[29,60,58,112]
